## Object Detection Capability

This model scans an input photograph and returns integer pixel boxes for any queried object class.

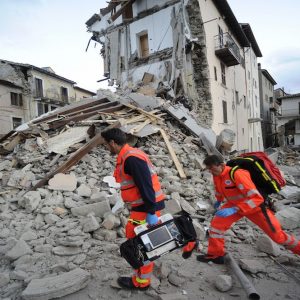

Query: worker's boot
[197,255,225,264]
[117,277,150,290]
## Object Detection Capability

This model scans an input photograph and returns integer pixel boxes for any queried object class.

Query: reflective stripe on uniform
[210,227,226,234]
[227,194,244,201]
[246,189,260,197]
[135,277,150,283]
[209,233,224,239]
[128,218,146,225]
[245,199,256,208]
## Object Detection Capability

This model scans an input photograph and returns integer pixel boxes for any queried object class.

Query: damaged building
[277,92,300,147]
[0,60,96,136]
[86,0,264,152]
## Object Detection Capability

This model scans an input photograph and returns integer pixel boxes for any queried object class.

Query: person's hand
[215,207,238,217]
[146,213,159,226]
[214,201,221,209]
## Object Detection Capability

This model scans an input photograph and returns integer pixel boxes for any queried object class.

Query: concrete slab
[21,268,90,300]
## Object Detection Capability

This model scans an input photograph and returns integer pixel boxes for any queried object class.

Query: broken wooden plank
[108,0,136,23]
[159,128,186,179]
[123,103,164,121]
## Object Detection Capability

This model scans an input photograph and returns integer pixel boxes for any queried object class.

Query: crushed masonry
[0,92,299,299]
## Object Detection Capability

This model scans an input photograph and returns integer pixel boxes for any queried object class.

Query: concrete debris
[239,259,266,274]
[0,273,10,288]
[256,235,281,256]
[76,184,92,197]
[214,275,232,292]
[275,207,300,229]
[82,214,100,232]
[279,185,300,199]
[18,191,41,212]
[6,239,33,260]
[71,201,111,217]
[0,91,299,299]
[21,268,90,300]
[48,173,77,191]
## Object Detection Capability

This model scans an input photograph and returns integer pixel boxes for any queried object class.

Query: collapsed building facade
[86,0,264,152]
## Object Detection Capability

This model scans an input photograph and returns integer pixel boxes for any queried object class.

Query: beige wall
[0,84,28,135]
[74,89,95,102]
[198,0,250,151]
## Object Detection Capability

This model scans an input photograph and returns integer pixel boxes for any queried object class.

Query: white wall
[129,6,175,56]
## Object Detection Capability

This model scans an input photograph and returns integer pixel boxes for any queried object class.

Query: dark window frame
[222,100,228,123]
[35,78,43,97]
[12,117,22,129]
[221,62,226,85]
[10,92,23,107]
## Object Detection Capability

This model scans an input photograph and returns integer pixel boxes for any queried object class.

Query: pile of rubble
[0,92,299,300]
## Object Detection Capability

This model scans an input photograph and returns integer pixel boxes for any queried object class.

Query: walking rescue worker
[101,128,165,290]
[197,155,300,264]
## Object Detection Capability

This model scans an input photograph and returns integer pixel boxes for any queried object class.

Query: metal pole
[225,253,260,300]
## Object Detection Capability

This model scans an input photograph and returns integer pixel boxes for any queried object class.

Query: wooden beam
[108,0,136,23]
[123,103,163,121]
[160,128,186,179]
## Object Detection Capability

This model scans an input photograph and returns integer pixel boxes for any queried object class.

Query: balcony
[215,33,241,66]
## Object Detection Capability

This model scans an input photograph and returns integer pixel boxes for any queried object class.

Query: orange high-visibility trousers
[125,210,161,288]
[208,206,300,257]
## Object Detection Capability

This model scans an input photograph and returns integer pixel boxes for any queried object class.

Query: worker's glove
[146,213,159,226]
[182,241,197,259]
[215,207,238,217]
[214,201,221,209]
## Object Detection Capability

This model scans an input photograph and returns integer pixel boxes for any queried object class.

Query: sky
[0,0,299,94]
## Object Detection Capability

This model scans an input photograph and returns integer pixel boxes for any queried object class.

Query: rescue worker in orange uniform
[101,128,165,290]
[197,155,300,264]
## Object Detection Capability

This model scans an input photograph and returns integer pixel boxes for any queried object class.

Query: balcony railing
[215,33,241,66]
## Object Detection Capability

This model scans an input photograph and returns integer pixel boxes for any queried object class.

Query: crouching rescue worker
[101,128,165,290]
[197,155,300,264]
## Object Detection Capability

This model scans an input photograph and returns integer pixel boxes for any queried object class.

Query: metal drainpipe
[234,64,239,151]
[225,253,260,300]
[243,48,248,151]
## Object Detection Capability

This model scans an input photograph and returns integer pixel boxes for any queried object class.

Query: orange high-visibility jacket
[114,144,165,208]
[214,165,264,214]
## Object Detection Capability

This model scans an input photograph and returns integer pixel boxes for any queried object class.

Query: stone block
[21,268,90,300]
[48,173,77,192]
[0,272,10,288]
[82,215,100,232]
[44,213,61,225]
[275,207,300,230]
[6,239,32,260]
[164,198,182,215]
[18,191,41,212]
[52,246,82,256]
[71,201,111,218]
[239,259,265,274]
[76,184,92,197]
[256,235,281,256]
[214,275,232,292]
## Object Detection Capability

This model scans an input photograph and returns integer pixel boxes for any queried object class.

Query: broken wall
[184,0,212,127]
